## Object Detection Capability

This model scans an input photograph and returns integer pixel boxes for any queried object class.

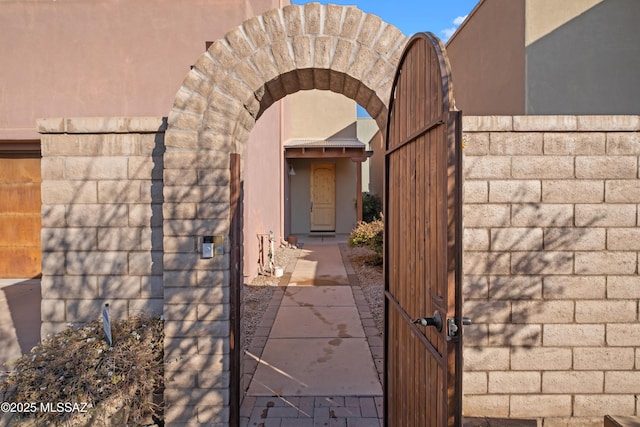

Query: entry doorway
[285,156,363,237]
[310,163,336,232]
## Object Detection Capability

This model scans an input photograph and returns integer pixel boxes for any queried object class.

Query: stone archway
[162,4,406,424]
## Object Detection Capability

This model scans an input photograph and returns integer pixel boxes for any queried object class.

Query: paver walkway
[241,241,384,426]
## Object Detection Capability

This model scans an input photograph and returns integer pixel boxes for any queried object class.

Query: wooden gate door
[384,32,464,426]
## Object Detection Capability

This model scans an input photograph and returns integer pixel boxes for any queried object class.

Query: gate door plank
[384,32,463,427]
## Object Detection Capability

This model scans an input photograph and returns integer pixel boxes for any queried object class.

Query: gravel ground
[342,245,384,336]
[242,245,298,351]
[241,243,384,350]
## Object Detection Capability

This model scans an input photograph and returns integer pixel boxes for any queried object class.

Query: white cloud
[441,27,457,40]
[441,15,468,42]
[453,15,468,26]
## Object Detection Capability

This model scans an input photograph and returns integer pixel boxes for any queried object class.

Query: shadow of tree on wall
[462,184,602,350]
[41,123,166,326]
[12,120,174,426]
[159,145,242,425]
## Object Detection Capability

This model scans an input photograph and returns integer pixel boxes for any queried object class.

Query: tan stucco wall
[447,0,640,115]
[524,0,640,114]
[524,0,603,46]
[0,0,287,140]
[446,0,526,115]
[288,158,357,235]
[367,130,384,197]
[284,90,357,140]
[283,90,360,237]
[357,118,381,194]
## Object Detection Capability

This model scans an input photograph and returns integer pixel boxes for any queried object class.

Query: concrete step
[605,415,640,427]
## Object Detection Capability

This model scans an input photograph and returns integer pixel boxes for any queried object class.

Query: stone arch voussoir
[162,3,407,424]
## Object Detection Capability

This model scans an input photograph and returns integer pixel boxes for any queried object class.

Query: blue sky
[290,0,479,43]
[290,0,479,116]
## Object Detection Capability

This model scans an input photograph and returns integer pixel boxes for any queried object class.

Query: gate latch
[447,317,472,339]
[415,312,471,338]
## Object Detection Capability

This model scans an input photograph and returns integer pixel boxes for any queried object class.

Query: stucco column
[356,161,363,222]
[351,156,367,222]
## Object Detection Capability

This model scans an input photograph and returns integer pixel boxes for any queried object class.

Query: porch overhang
[284,138,368,162]
[284,138,369,223]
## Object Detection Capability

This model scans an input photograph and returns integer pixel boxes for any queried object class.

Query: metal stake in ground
[102,303,112,346]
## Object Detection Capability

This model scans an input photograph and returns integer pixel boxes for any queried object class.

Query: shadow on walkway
[0,278,41,371]
[240,242,384,426]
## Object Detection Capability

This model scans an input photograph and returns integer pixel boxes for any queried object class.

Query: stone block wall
[38,117,166,338]
[38,114,639,426]
[461,115,640,426]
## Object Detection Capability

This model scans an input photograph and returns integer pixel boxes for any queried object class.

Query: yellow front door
[310,163,335,231]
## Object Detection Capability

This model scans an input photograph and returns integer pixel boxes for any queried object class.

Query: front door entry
[310,163,336,232]
[384,32,464,426]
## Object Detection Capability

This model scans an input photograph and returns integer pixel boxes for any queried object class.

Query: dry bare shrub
[0,315,164,426]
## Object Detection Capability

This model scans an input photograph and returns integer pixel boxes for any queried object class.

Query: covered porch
[284,138,370,238]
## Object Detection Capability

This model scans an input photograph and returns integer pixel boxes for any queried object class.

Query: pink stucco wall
[0,0,289,280]
[0,0,287,140]
[244,103,283,280]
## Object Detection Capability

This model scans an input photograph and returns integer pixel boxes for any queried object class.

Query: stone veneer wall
[461,115,640,426]
[38,117,165,338]
[38,115,640,426]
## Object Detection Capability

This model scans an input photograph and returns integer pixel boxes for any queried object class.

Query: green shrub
[0,315,164,426]
[362,192,383,223]
[348,216,384,265]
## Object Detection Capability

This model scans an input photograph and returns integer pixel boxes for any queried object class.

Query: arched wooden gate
[384,32,464,426]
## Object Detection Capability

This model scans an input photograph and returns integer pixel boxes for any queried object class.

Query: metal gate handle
[413,311,442,332]
[415,312,472,337]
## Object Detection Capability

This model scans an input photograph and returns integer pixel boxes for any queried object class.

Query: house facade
[0,0,357,279]
[446,0,640,115]
[0,0,291,278]
[35,4,405,425]
[284,89,366,238]
[2,0,639,426]
[1,0,371,280]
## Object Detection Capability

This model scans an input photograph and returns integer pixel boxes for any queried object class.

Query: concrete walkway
[239,241,538,427]
[0,278,41,371]
[241,240,384,426]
